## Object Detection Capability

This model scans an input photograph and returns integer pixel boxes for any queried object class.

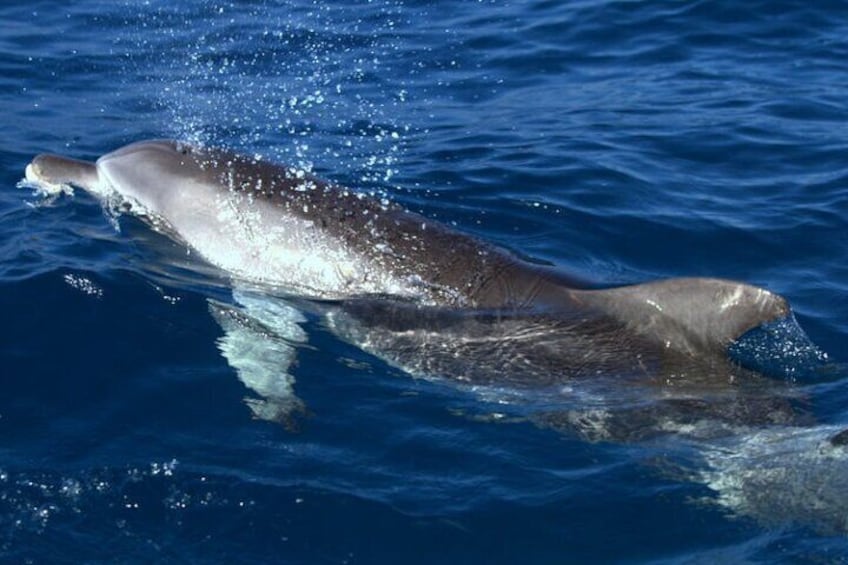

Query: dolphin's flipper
[208,290,308,426]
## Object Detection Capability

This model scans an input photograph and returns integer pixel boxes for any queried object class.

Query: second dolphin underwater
[25,139,832,440]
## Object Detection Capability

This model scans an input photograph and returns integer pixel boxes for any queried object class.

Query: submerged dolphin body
[25,140,820,435]
[24,140,848,534]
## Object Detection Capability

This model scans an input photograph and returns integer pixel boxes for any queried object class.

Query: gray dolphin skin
[24,139,819,437]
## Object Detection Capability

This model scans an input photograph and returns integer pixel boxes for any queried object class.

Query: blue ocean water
[2,0,848,562]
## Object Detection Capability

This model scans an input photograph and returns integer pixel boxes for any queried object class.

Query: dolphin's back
[202,147,791,354]
[189,143,588,307]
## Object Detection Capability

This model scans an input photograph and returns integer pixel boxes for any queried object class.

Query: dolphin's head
[95,139,220,215]
[25,140,207,204]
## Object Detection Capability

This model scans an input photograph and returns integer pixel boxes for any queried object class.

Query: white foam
[18,167,74,198]
[62,274,103,298]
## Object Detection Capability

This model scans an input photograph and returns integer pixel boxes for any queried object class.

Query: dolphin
[23,139,826,437]
[23,140,848,536]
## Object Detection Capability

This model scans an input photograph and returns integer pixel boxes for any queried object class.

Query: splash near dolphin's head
[729,313,830,381]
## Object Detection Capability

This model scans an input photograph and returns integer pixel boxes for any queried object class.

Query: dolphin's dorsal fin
[574,278,790,356]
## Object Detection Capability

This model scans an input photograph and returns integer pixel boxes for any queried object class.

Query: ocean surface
[2,0,848,562]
